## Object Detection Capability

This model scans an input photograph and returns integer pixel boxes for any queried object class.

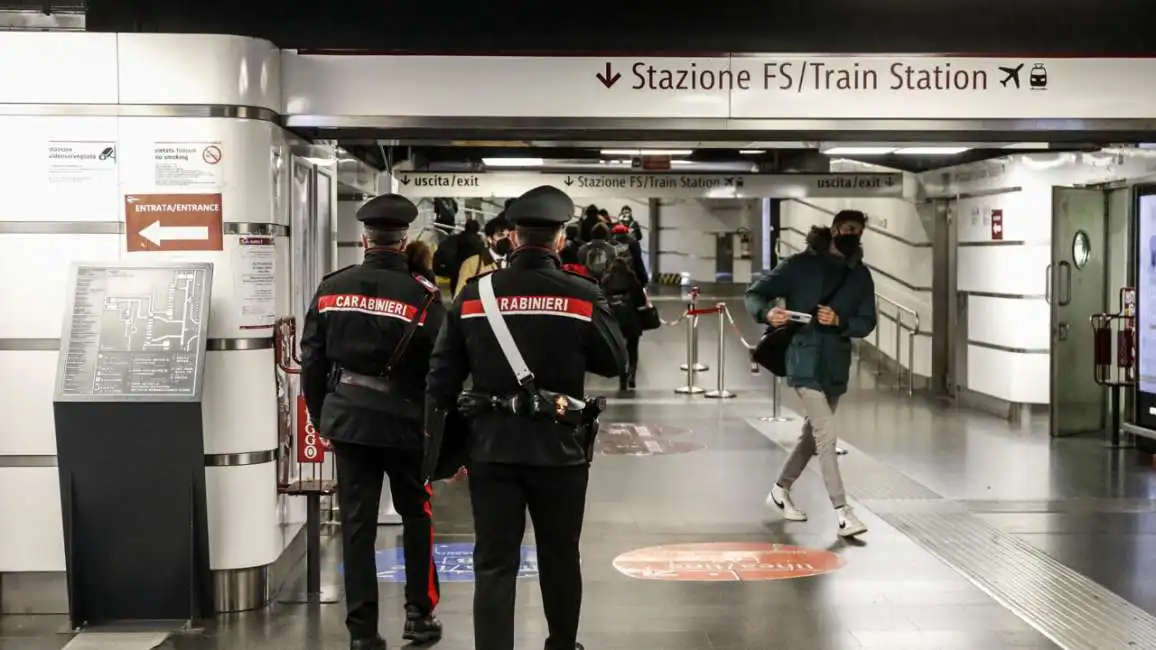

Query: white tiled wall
[657,198,754,283]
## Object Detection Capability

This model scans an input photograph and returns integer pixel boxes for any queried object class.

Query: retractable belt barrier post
[1092,287,1137,449]
[679,286,709,373]
[675,298,705,394]
[704,302,735,399]
[274,316,341,605]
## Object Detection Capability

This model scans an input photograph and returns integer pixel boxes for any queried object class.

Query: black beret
[505,186,574,227]
[356,194,419,228]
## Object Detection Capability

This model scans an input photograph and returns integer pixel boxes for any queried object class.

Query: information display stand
[52,262,214,630]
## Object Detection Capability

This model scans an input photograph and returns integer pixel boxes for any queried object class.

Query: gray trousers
[777,387,847,509]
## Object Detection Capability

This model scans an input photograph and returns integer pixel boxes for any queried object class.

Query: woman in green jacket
[745,209,877,538]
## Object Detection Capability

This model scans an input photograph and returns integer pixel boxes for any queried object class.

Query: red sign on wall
[296,394,329,463]
[990,209,1004,240]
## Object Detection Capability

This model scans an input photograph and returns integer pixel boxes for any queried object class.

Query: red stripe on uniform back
[460,295,593,321]
[318,294,427,324]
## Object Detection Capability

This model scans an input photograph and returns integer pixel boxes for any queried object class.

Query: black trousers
[333,441,440,640]
[625,335,640,379]
[469,462,590,650]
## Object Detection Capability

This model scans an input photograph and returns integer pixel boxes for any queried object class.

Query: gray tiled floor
[7,296,1156,649]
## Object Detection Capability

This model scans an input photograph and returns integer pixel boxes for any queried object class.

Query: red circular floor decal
[596,422,702,456]
[612,542,845,582]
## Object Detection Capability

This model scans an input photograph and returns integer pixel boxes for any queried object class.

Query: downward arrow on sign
[139,220,209,246]
[596,62,621,88]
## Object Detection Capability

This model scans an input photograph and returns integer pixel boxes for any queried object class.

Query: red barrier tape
[686,306,723,316]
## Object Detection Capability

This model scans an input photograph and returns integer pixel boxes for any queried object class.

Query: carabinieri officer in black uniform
[299,194,446,650]
[426,185,628,650]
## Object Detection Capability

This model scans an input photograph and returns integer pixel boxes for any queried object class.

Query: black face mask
[833,233,861,257]
[492,238,513,256]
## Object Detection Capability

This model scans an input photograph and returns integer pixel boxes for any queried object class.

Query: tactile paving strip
[881,509,1156,650]
[748,415,1156,650]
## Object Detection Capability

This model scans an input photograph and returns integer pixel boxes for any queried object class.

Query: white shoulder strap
[478,274,534,386]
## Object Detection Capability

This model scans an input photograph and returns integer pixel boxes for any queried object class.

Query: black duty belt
[459,389,601,428]
[339,370,396,394]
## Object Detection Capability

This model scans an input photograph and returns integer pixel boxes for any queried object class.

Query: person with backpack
[600,249,648,391]
[609,223,649,287]
[576,223,618,280]
[744,209,876,538]
[433,219,484,290]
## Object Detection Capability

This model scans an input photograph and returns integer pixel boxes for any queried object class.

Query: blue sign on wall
[359,542,539,583]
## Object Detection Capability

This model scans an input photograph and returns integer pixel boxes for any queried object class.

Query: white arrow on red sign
[139,220,210,246]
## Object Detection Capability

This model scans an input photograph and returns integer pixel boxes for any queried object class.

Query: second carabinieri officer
[426,185,628,650]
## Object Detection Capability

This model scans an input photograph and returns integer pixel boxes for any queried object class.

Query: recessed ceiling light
[739,150,766,155]
[482,157,544,167]
[821,147,897,155]
[893,147,971,155]
[600,149,693,156]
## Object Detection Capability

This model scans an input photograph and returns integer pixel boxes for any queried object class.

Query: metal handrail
[774,238,920,396]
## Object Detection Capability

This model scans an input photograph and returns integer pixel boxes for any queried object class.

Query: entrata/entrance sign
[393,172,903,200]
[124,193,224,252]
[283,54,1156,122]
[613,542,846,582]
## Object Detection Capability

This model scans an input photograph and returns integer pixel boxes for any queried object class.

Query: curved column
[0,32,299,615]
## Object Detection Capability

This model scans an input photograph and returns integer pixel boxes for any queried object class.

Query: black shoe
[403,608,442,644]
[350,636,385,650]
[627,375,637,389]
[619,377,629,391]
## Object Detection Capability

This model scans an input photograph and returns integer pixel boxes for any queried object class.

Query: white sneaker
[836,506,867,537]
[767,484,808,521]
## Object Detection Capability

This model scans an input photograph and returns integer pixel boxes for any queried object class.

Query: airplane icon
[999,64,1024,89]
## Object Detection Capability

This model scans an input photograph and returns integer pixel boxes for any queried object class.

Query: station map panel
[56,263,213,401]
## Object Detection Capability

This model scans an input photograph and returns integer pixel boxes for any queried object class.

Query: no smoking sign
[202,145,222,165]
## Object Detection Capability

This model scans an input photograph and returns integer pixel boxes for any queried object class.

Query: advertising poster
[1137,192,1156,427]
[234,236,277,330]
[152,141,224,189]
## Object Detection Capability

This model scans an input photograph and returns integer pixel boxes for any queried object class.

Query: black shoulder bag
[752,268,852,377]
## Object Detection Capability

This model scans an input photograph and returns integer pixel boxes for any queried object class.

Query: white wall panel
[205,464,279,570]
[116,34,281,111]
[0,351,58,456]
[968,295,1051,351]
[337,201,363,242]
[0,467,65,572]
[658,199,748,281]
[201,350,277,455]
[957,245,1051,296]
[0,33,117,105]
[0,116,120,221]
[968,345,1050,404]
[0,234,121,339]
[116,117,279,226]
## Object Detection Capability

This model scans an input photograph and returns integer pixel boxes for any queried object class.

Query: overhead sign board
[284,54,1156,121]
[392,172,903,200]
[124,193,224,252]
[55,263,213,402]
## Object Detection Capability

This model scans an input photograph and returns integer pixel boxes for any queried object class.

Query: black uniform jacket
[426,247,628,466]
[300,249,447,448]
